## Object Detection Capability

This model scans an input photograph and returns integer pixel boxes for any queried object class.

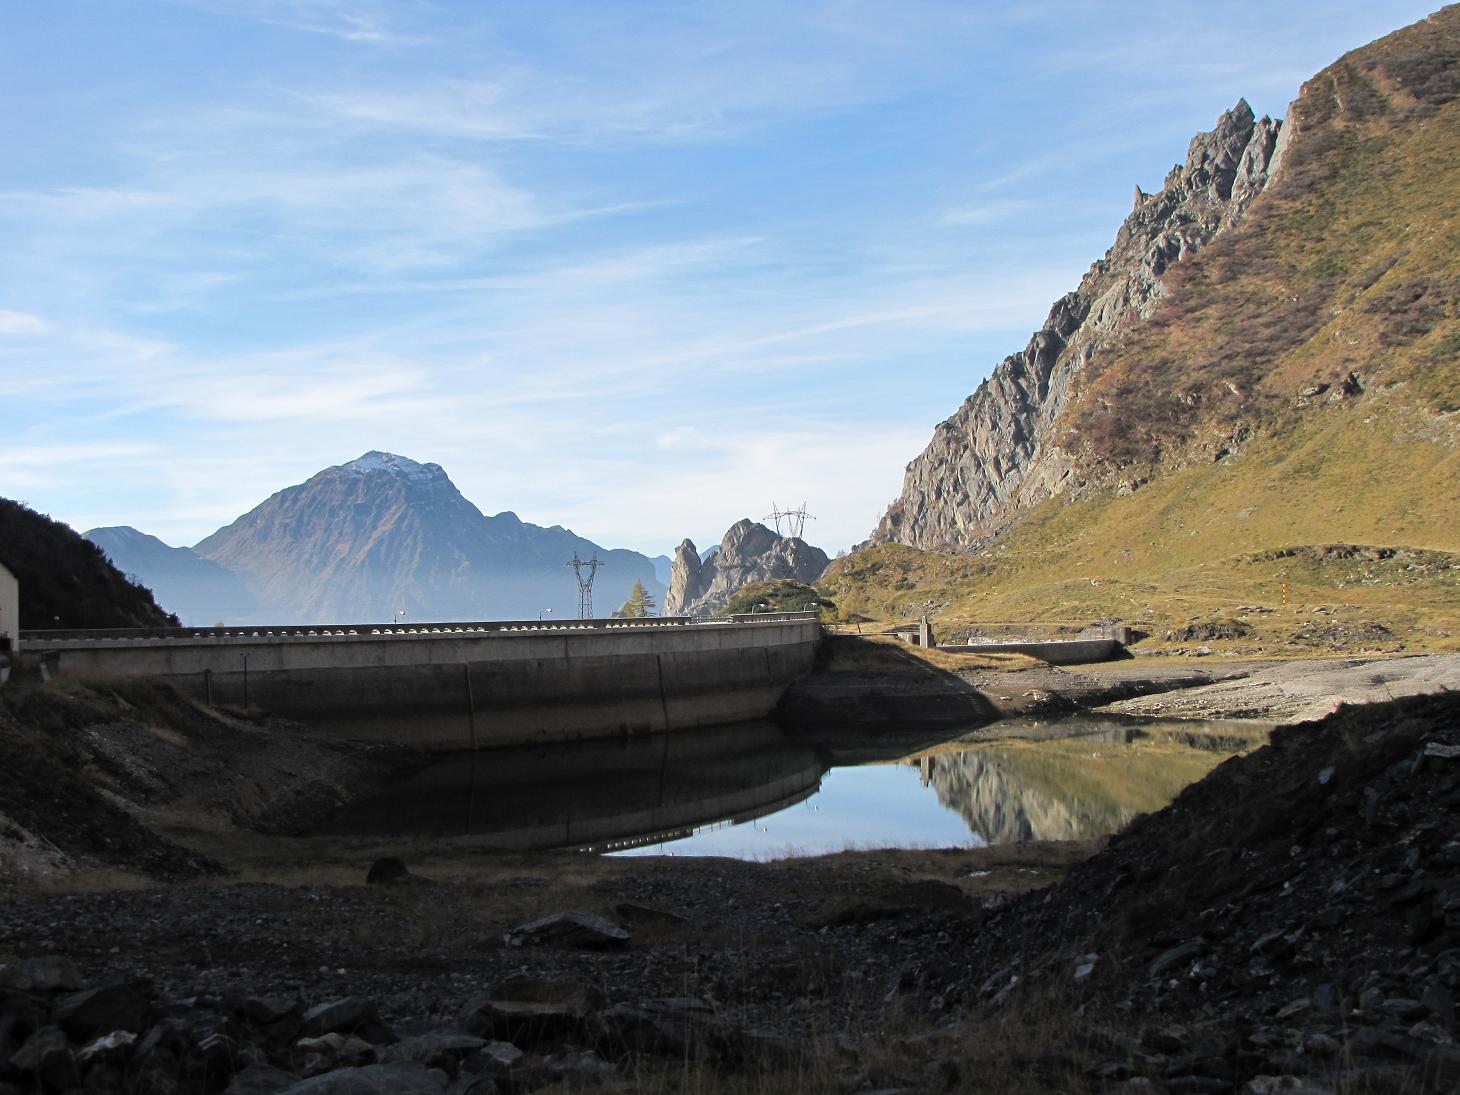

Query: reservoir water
[331,714,1272,859]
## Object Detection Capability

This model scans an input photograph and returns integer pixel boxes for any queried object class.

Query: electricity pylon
[566,553,605,619]
[763,501,815,540]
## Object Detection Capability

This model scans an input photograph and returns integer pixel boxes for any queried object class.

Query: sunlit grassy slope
[822,398,1460,653]
[825,10,1460,654]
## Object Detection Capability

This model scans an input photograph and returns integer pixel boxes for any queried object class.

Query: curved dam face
[27,616,822,750]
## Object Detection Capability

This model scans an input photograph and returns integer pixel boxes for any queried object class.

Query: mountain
[85,526,256,626]
[664,519,830,616]
[0,499,178,630]
[189,452,665,623]
[874,97,1284,549]
[831,9,1460,650]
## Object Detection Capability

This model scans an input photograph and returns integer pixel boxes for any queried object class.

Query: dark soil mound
[0,684,221,882]
[963,691,1460,1089]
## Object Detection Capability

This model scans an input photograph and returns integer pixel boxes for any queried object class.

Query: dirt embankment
[0,678,419,894]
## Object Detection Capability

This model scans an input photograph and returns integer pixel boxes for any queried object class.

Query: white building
[0,558,18,654]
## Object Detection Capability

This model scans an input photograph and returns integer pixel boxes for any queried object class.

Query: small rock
[300,998,379,1038]
[53,983,152,1040]
[1073,953,1098,982]
[379,1031,486,1074]
[459,976,604,1045]
[504,911,630,950]
[459,1040,523,1080]
[1149,941,1204,978]
[9,1025,80,1090]
[1273,997,1310,1021]
[0,957,83,994]
[365,858,415,886]
[923,1057,960,1091]
[296,1033,375,1075]
[509,1049,617,1091]
[77,1029,137,1068]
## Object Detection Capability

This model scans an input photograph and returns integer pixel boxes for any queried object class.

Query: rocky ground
[3,659,1460,1092]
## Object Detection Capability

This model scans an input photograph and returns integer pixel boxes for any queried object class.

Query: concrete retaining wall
[31,618,821,749]
[936,638,1122,665]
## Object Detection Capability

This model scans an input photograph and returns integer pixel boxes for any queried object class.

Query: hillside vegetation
[831,9,1460,652]
[0,498,178,631]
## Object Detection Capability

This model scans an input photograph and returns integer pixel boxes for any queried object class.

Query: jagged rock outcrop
[663,520,829,617]
[873,99,1284,550]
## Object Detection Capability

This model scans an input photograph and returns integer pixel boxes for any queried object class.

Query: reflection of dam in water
[331,720,827,852]
[332,714,1268,857]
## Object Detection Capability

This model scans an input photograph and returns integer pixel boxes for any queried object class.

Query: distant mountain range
[86,452,668,625]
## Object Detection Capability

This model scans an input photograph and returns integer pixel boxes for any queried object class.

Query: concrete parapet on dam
[22,613,822,750]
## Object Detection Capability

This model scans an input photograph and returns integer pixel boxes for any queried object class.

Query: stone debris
[955,691,1460,1093]
[503,911,631,950]
[0,970,784,1094]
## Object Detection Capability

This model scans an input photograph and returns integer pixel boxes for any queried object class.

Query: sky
[1,0,1445,557]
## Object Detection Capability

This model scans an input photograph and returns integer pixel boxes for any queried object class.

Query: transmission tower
[763,501,816,541]
[566,553,606,619]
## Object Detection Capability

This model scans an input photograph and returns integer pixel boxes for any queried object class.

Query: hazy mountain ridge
[92,452,666,625]
[84,526,256,626]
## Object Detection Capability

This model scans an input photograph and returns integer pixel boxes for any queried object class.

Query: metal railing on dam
[23,612,823,750]
[20,610,817,646]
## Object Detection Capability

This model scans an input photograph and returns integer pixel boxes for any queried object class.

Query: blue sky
[1,1,1443,556]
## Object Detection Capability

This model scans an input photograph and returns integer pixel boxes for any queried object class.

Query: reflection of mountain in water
[922,751,1108,843]
[920,736,1239,843]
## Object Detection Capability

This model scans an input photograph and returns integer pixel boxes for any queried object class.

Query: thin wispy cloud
[166,0,426,45]
[3,0,1444,554]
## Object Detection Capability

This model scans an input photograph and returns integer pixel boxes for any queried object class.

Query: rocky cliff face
[663,519,830,616]
[873,100,1284,550]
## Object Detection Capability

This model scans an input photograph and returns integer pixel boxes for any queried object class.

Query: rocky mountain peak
[872,98,1286,551]
[663,520,830,616]
[338,451,452,490]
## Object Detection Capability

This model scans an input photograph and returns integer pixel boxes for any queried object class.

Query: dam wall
[24,614,822,750]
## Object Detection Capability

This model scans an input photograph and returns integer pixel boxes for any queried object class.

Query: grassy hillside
[1073,6,1460,469]
[822,399,1460,652]
[827,10,1460,654]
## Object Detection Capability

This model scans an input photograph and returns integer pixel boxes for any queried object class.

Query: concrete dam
[23,613,822,750]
